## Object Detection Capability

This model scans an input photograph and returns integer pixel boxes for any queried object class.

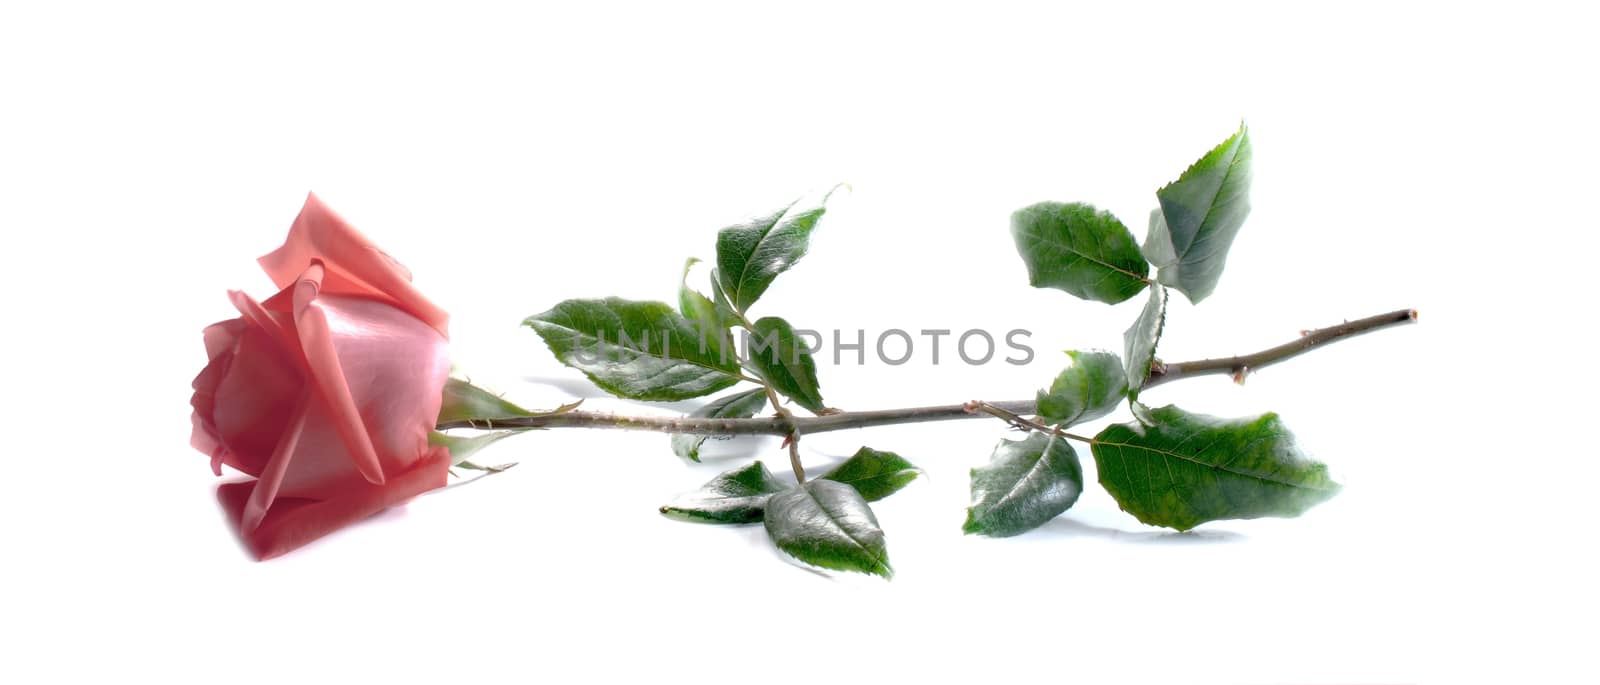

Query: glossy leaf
[1123,284,1167,400]
[1036,350,1127,428]
[670,388,770,462]
[1011,201,1150,304]
[764,479,892,578]
[1143,124,1253,303]
[678,257,737,337]
[1091,404,1341,531]
[715,187,841,313]
[744,316,826,413]
[816,447,922,502]
[963,432,1084,537]
[438,378,534,424]
[525,298,743,401]
[660,461,790,524]
[708,267,741,322]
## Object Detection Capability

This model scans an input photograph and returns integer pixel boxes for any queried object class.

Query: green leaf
[660,461,790,524]
[816,447,922,502]
[743,316,825,413]
[1036,350,1128,428]
[670,388,770,462]
[525,297,743,401]
[1123,284,1167,400]
[1144,124,1253,303]
[715,187,841,313]
[764,479,892,578]
[438,378,534,424]
[963,432,1084,537]
[1010,201,1150,304]
[709,267,739,320]
[678,257,737,336]
[430,430,519,466]
[1091,404,1341,531]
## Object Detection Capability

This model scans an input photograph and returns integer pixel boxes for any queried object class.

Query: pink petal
[240,390,312,533]
[209,321,301,477]
[227,289,296,352]
[190,413,227,476]
[257,192,449,337]
[267,294,449,501]
[201,319,245,361]
[317,294,450,471]
[289,263,386,486]
[267,404,364,501]
[216,447,451,561]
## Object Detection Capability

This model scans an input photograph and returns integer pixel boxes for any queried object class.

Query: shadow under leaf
[1033,516,1247,544]
[520,375,710,413]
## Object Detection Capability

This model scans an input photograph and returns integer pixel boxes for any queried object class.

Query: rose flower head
[190,193,452,560]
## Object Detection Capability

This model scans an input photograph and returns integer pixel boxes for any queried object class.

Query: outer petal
[217,447,451,561]
[318,294,451,470]
[240,389,312,533]
[288,263,386,485]
[227,288,296,351]
[191,319,245,474]
[267,293,450,500]
[208,307,301,478]
[190,415,228,477]
[201,318,245,361]
[266,400,366,501]
[257,193,449,337]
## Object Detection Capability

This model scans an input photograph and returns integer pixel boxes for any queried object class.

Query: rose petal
[257,193,449,337]
[266,294,449,500]
[226,289,296,352]
[216,447,451,561]
[317,294,450,471]
[240,390,312,533]
[190,337,232,476]
[289,263,386,486]
[190,414,227,476]
[268,404,364,500]
[209,321,300,477]
[190,322,236,423]
[201,319,245,361]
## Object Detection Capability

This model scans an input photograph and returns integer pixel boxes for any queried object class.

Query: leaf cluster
[515,126,1346,576]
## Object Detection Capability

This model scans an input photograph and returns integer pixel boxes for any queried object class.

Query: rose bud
[189,193,453,560]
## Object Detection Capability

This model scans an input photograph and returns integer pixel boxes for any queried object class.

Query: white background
[3,2,1595,683]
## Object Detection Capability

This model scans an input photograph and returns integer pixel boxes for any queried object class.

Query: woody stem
[437,308,1417,437]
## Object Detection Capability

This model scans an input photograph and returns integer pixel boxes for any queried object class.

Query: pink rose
[190,193,453,560]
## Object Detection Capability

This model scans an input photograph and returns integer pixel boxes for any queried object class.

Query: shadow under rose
[214,480,257,560]
[1031,516,1247,544]
[214,479,415,561]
